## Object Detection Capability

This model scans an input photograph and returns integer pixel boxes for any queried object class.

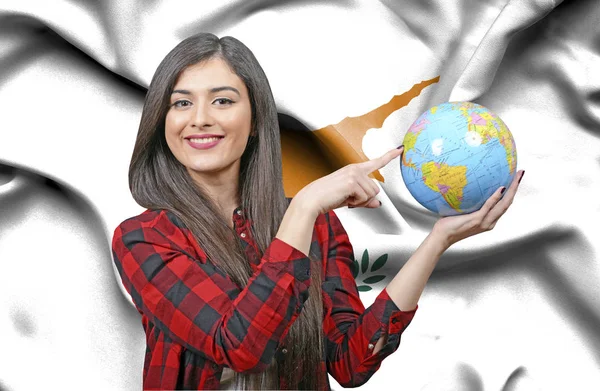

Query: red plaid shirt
[112,203,417,390]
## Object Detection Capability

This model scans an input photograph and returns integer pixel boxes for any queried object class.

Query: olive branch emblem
[350,249,388,292]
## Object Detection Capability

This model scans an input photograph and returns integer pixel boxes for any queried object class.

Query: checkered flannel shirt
[111,204,417,390]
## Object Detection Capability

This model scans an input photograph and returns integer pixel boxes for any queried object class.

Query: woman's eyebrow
[171,86,240,96]
[171,89,191,95]
[209,86,240,96]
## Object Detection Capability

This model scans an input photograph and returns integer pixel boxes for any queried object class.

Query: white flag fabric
[1,0,599,390]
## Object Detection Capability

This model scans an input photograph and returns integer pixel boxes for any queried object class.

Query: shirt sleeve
[111,215,312,374]
[323,209,417,388]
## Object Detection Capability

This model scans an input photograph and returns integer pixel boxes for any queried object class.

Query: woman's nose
[191,104,215,128]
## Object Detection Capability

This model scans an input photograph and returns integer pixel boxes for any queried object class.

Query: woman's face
[165,57,253,183]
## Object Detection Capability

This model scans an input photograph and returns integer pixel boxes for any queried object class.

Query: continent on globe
[421,161,468,213]
[400,101,517,216]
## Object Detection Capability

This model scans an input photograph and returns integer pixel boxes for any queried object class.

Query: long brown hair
[129,32,324,390]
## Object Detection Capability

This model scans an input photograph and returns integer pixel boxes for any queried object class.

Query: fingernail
[397,144,404,150]
[518,170,525,184]
[348,206,355,209]
[500,187,506,194]
[378,200,382,207]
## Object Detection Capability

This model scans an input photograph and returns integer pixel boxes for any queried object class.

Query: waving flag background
[1,0,599,390]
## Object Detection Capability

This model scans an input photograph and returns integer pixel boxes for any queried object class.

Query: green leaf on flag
[361,249,369,274]
[363,275,386,284]
[371,254,388,272]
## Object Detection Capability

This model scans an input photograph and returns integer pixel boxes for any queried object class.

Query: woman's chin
[186,162,233,178]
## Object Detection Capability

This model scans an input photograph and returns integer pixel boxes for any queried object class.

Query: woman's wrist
[423,230,451,259]
[429,225,453,253]
[289,190,321,220]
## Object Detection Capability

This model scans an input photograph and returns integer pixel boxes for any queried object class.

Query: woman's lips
[185,137,223,150]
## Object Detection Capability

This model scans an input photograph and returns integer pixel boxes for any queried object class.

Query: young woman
[111,32,524,390]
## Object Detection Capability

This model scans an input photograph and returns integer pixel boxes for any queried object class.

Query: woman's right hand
[294,146,404,216]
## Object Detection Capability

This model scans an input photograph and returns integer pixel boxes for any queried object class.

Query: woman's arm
[322,210,417,388]
[275,196,319,256]
[331,168,524,367]
[370,231,445,355]
[382,232,445,311]
[112,209,314,374]
[384,169,524,315]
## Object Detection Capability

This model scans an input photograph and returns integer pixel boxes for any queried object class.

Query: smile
[186,136,223,150]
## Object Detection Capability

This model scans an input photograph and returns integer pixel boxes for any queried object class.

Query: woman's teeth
[189,137,221,144]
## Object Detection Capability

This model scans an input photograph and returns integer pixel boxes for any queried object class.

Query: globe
[400,101,517,216]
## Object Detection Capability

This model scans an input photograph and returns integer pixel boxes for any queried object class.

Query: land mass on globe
[421,161,468,212]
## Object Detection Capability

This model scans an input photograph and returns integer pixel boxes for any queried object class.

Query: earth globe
[400,101,518,216]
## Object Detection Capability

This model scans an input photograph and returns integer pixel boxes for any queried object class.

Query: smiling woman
[165,59,253,199]
[116,32,336,390]
[111,31,522,391]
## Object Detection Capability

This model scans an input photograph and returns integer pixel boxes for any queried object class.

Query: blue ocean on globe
[400,101,518,216]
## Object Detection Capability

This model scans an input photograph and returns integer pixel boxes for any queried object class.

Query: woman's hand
[294,146,404,216]
[431,170,525,249]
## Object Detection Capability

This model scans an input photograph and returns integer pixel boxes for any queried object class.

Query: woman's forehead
[174,58,244,90]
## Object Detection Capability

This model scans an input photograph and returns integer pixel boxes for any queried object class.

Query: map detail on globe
[400,101,517,216]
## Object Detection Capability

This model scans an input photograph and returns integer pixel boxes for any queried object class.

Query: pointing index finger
[359,146,404,174]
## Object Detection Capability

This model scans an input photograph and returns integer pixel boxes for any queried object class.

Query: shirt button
[281,348,288,354]
[240,232,246,238]
[236,210,242,216]
[368,343,374,350]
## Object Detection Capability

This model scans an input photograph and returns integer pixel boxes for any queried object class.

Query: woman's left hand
[431,169,525,249]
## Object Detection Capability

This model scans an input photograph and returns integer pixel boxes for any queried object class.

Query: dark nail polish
[397,144,404,150]
[500,187,506,194]
[518,170,525,184]
[379,200,382,206]
[348,206,355,209]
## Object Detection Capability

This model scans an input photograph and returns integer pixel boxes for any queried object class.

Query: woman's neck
[187,167,241,226]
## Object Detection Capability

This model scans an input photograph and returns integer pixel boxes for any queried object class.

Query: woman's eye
[173,100,191,108]
[213,98,233,105]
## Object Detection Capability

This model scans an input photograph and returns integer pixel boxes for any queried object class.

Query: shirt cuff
[377,287,417,335]
[365,287,418,356]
